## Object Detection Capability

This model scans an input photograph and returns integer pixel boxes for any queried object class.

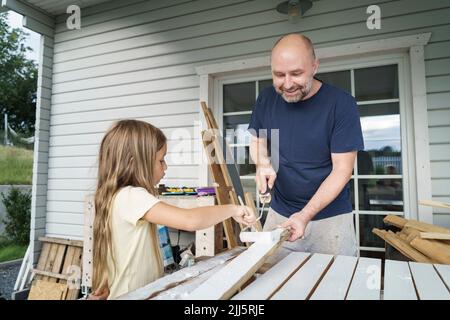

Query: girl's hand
[232,205,256,226]
[87,286,109,300]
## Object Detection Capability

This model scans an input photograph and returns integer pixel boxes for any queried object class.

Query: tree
[0,12,37,136]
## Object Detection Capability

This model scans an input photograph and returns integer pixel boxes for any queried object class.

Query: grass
[0,238,27,263]
[0,145,33,185]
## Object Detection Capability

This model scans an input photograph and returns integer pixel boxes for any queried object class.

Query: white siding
[45,0,450,238]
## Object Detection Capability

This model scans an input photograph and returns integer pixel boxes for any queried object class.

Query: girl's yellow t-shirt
[107,186,162,299]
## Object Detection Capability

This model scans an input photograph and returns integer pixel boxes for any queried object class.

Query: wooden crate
[28,237,83,300]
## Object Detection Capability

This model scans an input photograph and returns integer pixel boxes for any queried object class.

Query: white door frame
[196,32,432,223]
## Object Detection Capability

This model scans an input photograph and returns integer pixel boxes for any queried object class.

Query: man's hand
[281,212,310,242]
[256,165,276,193]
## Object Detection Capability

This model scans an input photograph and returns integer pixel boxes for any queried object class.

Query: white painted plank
[383,260,417,300]
[430,144,450,161]
[434,264,450,290]
[51,75,198,105]
[52,65,194,93]
[310,255,358,300]
[346,257,381,300]
[188,229,287,300]
[271,253,334,300]
[429,127,450,144]
[432,180,450,196]
[431,162,450,179]
[232,252,310,300]
[51,100,199,125]
[50,87,198,115]
[409,262,450,300]
[117,247,245,300]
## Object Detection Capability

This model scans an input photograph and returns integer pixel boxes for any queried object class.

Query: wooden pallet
[373,214,450,264]
[28,237,83,300]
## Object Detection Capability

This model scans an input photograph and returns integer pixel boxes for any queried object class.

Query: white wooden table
[117,248,450,300]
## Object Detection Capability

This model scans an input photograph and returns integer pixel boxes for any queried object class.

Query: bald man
[248,34,364,258]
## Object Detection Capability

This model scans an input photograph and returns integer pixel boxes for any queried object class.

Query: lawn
[0,145,33,185]
[0,238,27,263]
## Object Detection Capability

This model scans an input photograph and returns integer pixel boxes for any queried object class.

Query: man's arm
[282,151,356,241]
[250,135,276,193]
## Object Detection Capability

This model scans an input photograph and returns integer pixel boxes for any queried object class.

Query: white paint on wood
[271,253,333,300]
[310,255,358,300]
[116,247,244,300]
[232,252,310,300]
[346,257,381,300]
[383,260,417,300]
[409,262,450,300]
[188,229,286,300]
[434,264,450,290]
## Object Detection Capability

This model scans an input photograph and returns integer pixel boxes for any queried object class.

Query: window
[219,59,410,255]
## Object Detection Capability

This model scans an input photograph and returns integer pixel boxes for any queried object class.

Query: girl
[91,119,254,299]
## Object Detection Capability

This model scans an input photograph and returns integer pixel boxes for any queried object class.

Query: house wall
[46,0,450,239]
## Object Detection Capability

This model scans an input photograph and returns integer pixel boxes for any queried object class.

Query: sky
[6,10,41,62]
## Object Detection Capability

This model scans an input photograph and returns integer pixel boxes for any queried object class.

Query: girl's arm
[143,203,254,232]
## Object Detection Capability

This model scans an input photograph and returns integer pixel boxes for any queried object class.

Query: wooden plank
[66,247,83,300]
[410,237,450,264]
[28,280,68,300]
[383,215,407,228]
[409,262,450,300]
[153,261,228,300]
[34,242,51,281]
[310,255,358,300]
[188,229,289,300]
[32,269,69,281]
[383,260,417,300]
[117,247,244,300]
[82,195,94,289]
[48,244,67,283]
[434,264,450,290]
[373,229,433,263]
[244,192,263,232]
[405,220,450,235]
[232,252,310,300]
[419,200,450,210]
[42,243,58,281]
[420,232,450,240]
[38,236,83,247]
[346,257,381,300]
[271,253,334,300]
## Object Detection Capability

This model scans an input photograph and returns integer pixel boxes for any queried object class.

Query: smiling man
[248,34,364,258]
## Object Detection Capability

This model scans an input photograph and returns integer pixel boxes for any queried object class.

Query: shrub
[1,187,31,245]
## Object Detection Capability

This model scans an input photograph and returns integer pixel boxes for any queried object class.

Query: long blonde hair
[93,119,167,291]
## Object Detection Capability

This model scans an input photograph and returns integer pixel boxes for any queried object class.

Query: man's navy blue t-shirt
[248,82,364,220]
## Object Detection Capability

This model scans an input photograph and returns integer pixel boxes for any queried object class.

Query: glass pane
[232,146,255,176]
[258,79,273,93]
[359,214,389,247]
[358,103,401,175]
[354,65,399,101]
[224,114,252,145]
[223,82,255,113]
[316,70,351,94]
[358,178,403,211]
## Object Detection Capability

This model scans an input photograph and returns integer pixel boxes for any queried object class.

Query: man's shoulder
[321,82,354,100]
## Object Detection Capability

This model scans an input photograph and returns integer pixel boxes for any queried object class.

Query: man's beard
[275,80,313,103]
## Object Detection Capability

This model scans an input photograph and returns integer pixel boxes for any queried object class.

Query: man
[248,34,364,258]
